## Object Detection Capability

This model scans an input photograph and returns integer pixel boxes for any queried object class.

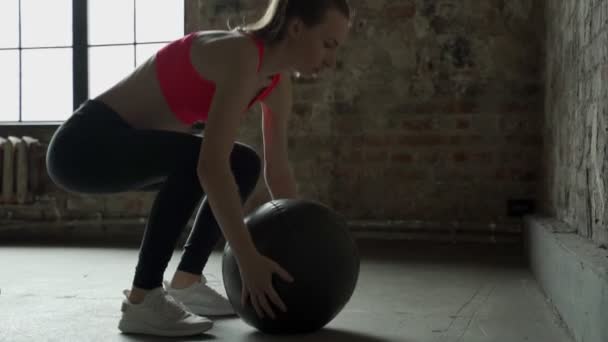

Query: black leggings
[46,100,261,289]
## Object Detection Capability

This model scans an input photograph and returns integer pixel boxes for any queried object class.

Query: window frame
[0,0,182,127]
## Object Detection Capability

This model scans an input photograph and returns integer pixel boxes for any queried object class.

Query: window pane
[21,48,73,121]
[21,0,72,47]
[135,43,165,66]
[0,50,20,122]
[89,45,134,98]
[136,0,183,42]
[89,0,135,45]
[0,0,19,48]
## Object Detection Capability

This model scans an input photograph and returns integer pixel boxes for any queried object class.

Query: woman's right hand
[238,251,295,319]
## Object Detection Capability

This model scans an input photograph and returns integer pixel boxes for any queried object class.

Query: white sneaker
[164,276,236,317]
[118,287,213,337]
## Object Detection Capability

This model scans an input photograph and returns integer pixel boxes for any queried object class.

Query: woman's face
[286,9,350,78]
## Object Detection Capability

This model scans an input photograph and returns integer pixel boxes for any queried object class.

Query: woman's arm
[198,47,295,319]
[197,42,260,261]
[260,73,298,200]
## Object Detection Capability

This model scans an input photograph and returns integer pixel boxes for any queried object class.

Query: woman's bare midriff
[95,55,192,133]
[93,31,274,134]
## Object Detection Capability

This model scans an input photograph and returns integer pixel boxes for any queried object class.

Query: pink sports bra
[155,31,282,125]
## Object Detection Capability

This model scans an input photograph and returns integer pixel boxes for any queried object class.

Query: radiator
[0,136,46,205]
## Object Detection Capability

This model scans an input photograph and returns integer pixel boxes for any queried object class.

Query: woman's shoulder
[190,29,247,53]
[189,29,260,83]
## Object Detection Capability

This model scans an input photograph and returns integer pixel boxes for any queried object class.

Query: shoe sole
[118,318,213,337]
[186,304,236,317]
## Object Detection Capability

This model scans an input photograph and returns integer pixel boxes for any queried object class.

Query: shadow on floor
[119,328,395,342]
[118,333,215,342]
[244,328,395,342]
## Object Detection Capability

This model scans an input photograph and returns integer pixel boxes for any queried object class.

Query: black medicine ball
[222,199,360,334]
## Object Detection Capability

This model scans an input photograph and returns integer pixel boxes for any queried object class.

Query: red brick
[444,99,477,114]
[398,135,448,146]
[414,102,444,114]
[471,151,494,163]
[495,168,507,180]
[504,101,535,113]
[364,135,394,147]
[401,118,434,130]
[348,135,365,145]
[453,152,468,162]
[332,166,356,178]
[504,134,543,146]
[521,170,537,181]
[453,151,494,163]
[385,168,427,180]
[411,100,477,114]
[449,135,484,144]
[385,2,416,19]
[499,115,541,133]
[341,150,363,163]
[418,151,445,164]
[495,167,536,181]
[456,118,471,129]
[365,150,389,162]
[391,152,414,163]
[335,120,359,133]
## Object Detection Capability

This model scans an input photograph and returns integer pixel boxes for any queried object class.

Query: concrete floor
[0,240,573,342]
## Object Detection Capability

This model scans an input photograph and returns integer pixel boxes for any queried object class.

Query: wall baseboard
[0,218,522,245]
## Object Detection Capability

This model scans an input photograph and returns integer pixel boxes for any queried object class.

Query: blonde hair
[231,0,351,46]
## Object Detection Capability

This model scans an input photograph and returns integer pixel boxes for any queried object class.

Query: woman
[46,0,351,337]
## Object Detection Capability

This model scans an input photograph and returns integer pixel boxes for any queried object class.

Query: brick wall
[192,0,545,229]
[543,0,608,245]
[0,0,546,242]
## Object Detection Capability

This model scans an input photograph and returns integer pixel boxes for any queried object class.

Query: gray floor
[0,240,573,342]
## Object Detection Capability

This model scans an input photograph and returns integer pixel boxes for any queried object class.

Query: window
[0,0,184,124]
